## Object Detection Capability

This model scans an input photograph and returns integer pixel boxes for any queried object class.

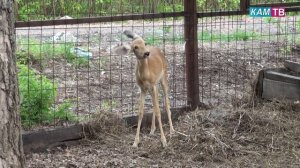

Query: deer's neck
[136,58,150,78]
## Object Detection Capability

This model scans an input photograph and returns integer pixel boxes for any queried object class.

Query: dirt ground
[25,101,300,168]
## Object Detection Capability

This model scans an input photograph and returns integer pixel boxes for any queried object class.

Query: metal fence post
[184,0,199,110]
[240,0,250,14]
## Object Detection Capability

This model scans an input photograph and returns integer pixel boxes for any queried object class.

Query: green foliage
[286,11,300,16]
[280,45,292,55]
[144,28,184,45]
[54,101,77,122]
[18,64,77,128]
[17,38,70,60]
[101,99,118,111]
[145,35,184,45]
[297,18,300,34]
[145,36,161,45]
[15,0,300,21]
[15,0,248,21]
[231,30,257,41]
[18,64,57,127]
[16,0,176,20]
[196,0,240,11]
[198,30,218,41]
[163,25,172,34]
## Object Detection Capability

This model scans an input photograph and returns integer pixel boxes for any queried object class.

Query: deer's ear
[113,44,131,55]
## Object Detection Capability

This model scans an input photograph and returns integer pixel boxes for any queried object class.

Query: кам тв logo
[249,7,285,17]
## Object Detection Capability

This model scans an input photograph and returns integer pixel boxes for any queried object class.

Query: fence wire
[197,6,299,105]
[16,0,186,129]
[15,0,300,129]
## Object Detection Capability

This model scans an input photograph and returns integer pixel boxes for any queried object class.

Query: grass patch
[16,38,90,67]
[101,99,118,111]
[297,18,300,33]
[263,17,276,24]
[198,30,259,42]
[144,29,259,45]
[145,34,184,45]
[54,101,78,122]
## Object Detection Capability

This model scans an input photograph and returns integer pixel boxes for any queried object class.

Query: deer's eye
[134,46,138,50]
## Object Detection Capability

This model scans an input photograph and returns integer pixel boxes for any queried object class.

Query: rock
[51,32,77,43]
[59,15,73,20]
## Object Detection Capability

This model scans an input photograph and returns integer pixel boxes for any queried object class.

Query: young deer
[113,30,175,147]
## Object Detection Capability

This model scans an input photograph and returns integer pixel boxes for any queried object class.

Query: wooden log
[22,125,84,154]
[284,60,300,73]
[22,106,190,154]
[264,68,300,85]
[262,78,300,101]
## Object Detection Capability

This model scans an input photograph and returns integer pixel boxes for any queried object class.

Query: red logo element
[271,7,285,17]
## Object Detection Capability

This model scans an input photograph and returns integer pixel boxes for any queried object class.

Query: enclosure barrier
[15,0,300,130]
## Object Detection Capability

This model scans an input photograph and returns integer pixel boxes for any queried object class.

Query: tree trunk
[0,0,25,167]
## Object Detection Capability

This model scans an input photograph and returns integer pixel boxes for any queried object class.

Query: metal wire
[16,0,300,128]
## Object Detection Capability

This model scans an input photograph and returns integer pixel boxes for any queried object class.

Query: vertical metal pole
[184,0,199,110]
[240,0,250,14]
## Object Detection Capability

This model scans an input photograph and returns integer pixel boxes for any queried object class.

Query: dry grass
[172,100,300,167]
[86,111,128,140]
[26,101,300,167]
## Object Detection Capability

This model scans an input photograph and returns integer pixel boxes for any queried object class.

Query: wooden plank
[22,106,190,154]
[264,68,300,85]
[284,60,300,73]
[22,124,84,153]
[285,7,300,12]
[262,78,300,101]
[15,12,184,28]
[197,10,243,18]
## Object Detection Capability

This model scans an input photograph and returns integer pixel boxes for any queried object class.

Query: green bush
[18,64,57,127]
[18,64,77,128]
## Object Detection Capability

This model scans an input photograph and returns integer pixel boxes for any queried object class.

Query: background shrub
[18,64,57,127]
[18,64,77,128]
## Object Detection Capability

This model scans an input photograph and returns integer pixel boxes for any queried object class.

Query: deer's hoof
[161,139,168,148]
[132,142,139,148]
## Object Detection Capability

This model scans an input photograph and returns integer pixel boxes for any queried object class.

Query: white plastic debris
[70,47,92,59]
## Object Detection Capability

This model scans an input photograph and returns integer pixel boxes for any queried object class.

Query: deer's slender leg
[150,110,156,135]
[161,73,175,135]
[150,86,167,147]
[132,89,146,147]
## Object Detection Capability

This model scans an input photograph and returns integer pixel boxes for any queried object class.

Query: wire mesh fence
[197,2,299,105]
[16,0,187,129]
[15,0,300,129]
